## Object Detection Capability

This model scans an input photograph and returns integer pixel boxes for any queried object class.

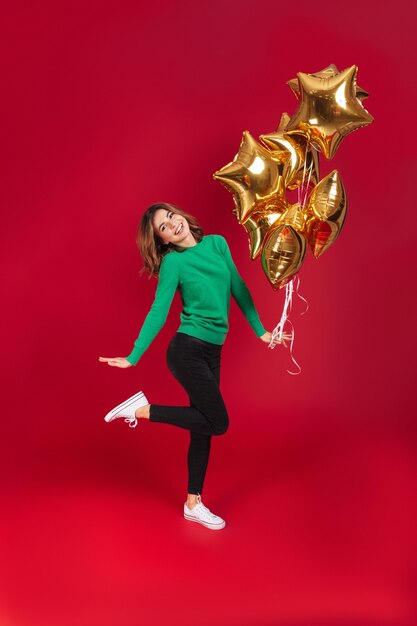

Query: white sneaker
[104,391,148,428]
[184,495,226,530]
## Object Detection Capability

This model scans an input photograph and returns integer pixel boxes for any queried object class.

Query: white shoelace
[124,416,138,428]
[194,496,218,520]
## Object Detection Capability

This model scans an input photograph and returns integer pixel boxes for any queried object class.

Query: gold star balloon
[260,131,320,190]
[213,131,286,224]
[277,112,291,131]
[286,65,374,159]
[287,64,369,102]
[288,140,320,191]
[259,132,305,188]
[243,209,283,260]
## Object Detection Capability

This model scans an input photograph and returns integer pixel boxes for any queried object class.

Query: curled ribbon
[268,276,308,375]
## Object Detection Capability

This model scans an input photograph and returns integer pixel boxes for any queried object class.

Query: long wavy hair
[137,203,204,277]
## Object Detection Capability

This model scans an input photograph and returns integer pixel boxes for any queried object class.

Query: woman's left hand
[260,331,291,348]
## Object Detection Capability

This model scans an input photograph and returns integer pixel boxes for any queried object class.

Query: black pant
[149,332,229,495]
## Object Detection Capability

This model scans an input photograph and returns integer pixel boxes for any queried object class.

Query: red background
[1,1,417,625]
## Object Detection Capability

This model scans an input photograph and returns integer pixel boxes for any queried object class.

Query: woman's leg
[187,431,212,495]
[149,333,229,437]
[187,347,221,495]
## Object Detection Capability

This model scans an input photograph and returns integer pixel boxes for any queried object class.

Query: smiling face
[153,207,196,247]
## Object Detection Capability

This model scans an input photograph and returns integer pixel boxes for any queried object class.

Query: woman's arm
[99,254,180,368]
[125,254,180,365]
[218,236,266,337]
[217,237,290,347]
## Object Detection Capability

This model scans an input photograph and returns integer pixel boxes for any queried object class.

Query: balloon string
[302,155,313,207]
[268,279,301,375]
[300,141,314,208]
[269,279,294,345]
[268,276,309,375]
[293,275,309,315]
[297,144,309,207]
[285,318,301,376]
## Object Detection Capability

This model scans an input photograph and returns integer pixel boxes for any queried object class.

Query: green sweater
[126,234,266,365]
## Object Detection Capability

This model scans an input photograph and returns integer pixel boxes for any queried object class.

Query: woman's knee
[212,412,229,435]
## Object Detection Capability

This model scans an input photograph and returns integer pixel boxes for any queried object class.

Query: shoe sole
[104,391,147,422]
[184,513,226,530]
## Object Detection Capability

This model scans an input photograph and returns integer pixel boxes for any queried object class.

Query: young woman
[99,203,288,530]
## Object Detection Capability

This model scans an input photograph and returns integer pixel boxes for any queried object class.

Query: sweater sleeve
[217,236,266,337]
[125,254,180,365]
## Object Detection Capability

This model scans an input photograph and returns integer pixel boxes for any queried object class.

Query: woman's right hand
[259,331,292,348]
[99,357,132,368]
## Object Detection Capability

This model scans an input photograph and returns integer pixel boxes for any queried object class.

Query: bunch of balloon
[214,65,373,373]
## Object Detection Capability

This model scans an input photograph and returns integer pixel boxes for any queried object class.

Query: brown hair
[137,203,204,277]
